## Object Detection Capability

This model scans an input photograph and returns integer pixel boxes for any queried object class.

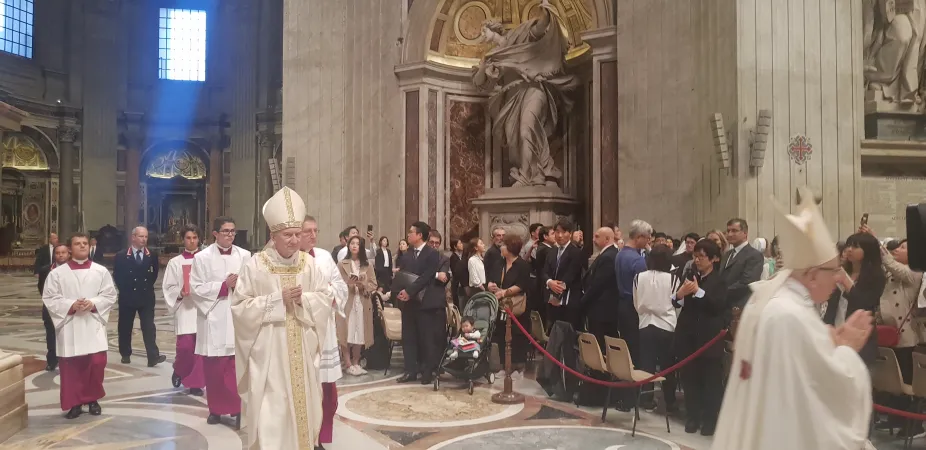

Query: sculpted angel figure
[863,0,926,106]
[473,0,578,188]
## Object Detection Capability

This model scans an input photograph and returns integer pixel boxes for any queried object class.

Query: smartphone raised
[367,224,373,233]
[860,213,869,227]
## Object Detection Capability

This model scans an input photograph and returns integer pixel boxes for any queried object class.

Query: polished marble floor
[0,272,913,449]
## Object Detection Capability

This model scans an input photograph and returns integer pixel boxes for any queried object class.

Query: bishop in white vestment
[191,218,252,426]
[301,216,348,446]
[232,187,334,450]
[42,234,117,419]
[162,226,205,394]
[712,187,874,450]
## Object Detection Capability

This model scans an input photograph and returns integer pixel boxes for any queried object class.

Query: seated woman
[488,234,531,377]
[337,236,378,376]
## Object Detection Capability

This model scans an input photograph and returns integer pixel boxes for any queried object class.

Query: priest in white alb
[232,187,334,450]
[712,187,874,450]
[191,216,252,428]
[162,224,205,396]
[42,233,117,419]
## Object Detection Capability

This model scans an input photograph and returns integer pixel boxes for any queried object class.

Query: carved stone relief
[489,213,529,239]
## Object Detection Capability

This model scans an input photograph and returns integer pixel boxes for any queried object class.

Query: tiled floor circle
[428,425,682,450]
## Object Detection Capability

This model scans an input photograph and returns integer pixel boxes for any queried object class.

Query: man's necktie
[725,250,735,268]
[135,250,142,263]
[414,249,420,259]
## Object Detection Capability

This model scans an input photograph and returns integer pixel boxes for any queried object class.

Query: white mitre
[772,186,838,270]
[262,187,306,232]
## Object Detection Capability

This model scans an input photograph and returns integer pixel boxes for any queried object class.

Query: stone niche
[0,351,26,444]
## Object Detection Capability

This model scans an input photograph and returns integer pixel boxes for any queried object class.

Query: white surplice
[712,274,872,450]
[311,247,347,383]
[42,261,117,358]
[162,253,198,335]
[191,244,252,357]
[231,248,333,450]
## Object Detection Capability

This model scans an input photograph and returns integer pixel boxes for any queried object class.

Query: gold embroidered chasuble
[231,248,333,449]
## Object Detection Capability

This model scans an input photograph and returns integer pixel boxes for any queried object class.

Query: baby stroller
[434,291,499,395]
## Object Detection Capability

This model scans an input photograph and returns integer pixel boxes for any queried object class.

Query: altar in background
[140,146,208,251]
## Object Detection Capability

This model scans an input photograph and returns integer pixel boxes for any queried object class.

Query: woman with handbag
[488,233,531,379]
[862,226,925,436]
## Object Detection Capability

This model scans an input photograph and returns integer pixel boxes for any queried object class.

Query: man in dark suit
[37,243,70,371]
[33,232,59,278]
[580,227,620,343]
[483,226,505,282]
[540,218,586,330]
[89,237,104,264]
[395,221,447,384]
[719,218,763,308]
[448,238,464,307]
[113,226,166,367]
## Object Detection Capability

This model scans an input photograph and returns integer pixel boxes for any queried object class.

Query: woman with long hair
[674,239,727,436]
[633,244,680,412]
[465,237,487,297]
[705,229,729,253]
[374,236,393,291]
[336,236,378,376]
[394,239,409,272]
[821,232,884,366]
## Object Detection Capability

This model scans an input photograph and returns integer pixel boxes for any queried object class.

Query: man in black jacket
[33,232,59,278]
[719,219,763,308]
[540,218,586,330]
[37,243,70,371]
[483,226,505,282]
[113,226,166,367]
[395,221,447,384]
[580,227,619,343]
[89,237,104,264]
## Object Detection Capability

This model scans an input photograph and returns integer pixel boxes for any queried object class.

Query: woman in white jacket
[633,244,681,412]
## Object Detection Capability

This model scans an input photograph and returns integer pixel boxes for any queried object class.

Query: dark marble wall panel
[600,60,619,226]
[427,90,438,227]
[448,99,486,240]
[405,90,420,228]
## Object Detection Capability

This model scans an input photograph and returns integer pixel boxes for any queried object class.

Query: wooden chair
[604,336,669,436]
[380,302,403,376]
[871,347,914,442]
[577,333,612,421]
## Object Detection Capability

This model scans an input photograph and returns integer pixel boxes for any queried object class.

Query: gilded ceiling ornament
[2,134,49,170]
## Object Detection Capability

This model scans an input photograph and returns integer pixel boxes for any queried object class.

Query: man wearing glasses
[190,216,252,428]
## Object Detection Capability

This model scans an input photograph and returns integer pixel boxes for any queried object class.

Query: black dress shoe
[700,423,716,436]
[87,401,101,416]
[148,354,167,368]
[234,413,241,430]
[396,373,417,383]
[64,406,82,419]
[420,374,433,385]
[685,420,700,433]
[207,414,221,425]
[121,356,131,364]
[189,388,204,396]
[171,372,182,388]
[45,363,56,372]
[315,445,326,450]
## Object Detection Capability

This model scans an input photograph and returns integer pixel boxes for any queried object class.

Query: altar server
[712,187,874,450]
[301,214,348,448]
[42,233,117,419]
[191,216,251,428]
[232,187,334,450]
[162,224,206,395]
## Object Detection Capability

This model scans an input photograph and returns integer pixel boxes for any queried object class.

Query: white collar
[782,277,815,308]
[73,258,88,264]
[131,246,144,253]
[217,244,232,252]
[414,243,426,252]
[732,241,748,253]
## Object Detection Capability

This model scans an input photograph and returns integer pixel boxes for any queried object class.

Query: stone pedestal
[471,187,579,240]
[0,350,26,444]
[864,95,926,141]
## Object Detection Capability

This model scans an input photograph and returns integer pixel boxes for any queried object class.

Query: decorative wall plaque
[788,135,813,165]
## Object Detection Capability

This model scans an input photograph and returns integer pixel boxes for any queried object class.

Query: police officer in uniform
[113,226,166,366]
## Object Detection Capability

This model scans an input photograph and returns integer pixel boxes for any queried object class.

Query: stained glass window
[158,8,207,81]
[0,0,34,59]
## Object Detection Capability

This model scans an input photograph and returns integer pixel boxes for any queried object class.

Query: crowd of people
[29,184,926,449]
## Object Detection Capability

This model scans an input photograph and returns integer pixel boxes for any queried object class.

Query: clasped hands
[487,282,507,299]
[830,310,873,352]
[282,286,303,311]
[548,280,566,295]
[225,274,238,290]
[676,279,700,298]
[69,298,94,314]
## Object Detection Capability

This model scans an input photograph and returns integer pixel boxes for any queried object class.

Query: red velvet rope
[504,307,728,388]
[874,404,926,421]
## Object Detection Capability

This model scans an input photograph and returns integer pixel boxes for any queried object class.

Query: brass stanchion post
[492,307,525,404]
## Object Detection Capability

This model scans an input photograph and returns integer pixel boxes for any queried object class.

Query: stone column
[583,27,618,227]
[207,137,224,231]
[257,129,276,242]
[58,126,79,238]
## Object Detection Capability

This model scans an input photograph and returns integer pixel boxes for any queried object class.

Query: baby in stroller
[448,316,482,360]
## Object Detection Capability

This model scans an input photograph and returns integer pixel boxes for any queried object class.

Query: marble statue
[863,0,926,106]
[473,0,578,188]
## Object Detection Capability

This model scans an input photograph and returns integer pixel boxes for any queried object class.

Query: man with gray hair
[114,226,166,367]
[614,219,653,362]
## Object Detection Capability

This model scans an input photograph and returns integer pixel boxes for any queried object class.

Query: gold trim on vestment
[259,251,312,449]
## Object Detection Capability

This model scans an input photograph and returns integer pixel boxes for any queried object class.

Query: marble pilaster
[582,27,617,227]
[121,114,145,231]
[256,129,277,243]
[57,126,79,237]
[207,137,224,233]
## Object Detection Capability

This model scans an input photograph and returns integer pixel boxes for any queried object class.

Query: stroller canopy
[462,291,499,336]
